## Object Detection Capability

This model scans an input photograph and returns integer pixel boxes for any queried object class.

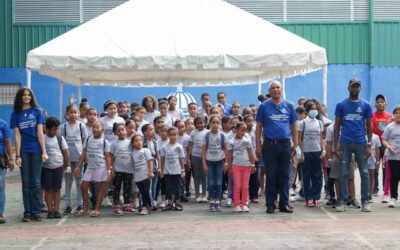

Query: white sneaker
[289,189,296,196]
[242,205,250,212]
[158,201,166,209]
[289,196,296,202]
[201,197,208,203]
[235,206,242,213]
[139,207,148,215]
[389,198,397,208]
[226,198,233,207]
[196,197,202,203]
[101,197,113,207]
[382,195,390,203]
[295,194,305,201]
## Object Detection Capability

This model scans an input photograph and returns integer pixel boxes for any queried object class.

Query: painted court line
[320,206,339,220]
[353,232,374,248]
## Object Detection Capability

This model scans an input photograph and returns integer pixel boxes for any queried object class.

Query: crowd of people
[0,77,399,223]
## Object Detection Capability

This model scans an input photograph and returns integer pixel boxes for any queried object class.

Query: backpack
[205,131,225,150]
[85,136,106,152]
[64,123,83,143]
[56,135,63,152]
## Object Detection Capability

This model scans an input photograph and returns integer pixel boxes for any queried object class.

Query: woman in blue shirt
[0,119,14,224]
[10,88,47,222]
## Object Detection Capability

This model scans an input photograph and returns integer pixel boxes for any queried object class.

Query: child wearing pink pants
[227,123,255,213]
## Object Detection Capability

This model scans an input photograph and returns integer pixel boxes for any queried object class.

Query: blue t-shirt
[10,108,45,153]
[334,98,372,144]
[0,119,11,154]
[223,103,233,116]
[256,99,297,140]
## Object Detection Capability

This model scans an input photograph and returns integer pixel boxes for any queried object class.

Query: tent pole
[280,71,286,100]
[26,68,32,89]
[78,84,82,104]
[59,81,64,121]
[322,65,328,106]
[257,76,262,95]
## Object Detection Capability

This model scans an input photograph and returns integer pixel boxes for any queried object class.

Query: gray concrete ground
[1,169,400,250]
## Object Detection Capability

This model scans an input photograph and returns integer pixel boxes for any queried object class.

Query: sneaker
[113,205,124,216]
[234,206,242,213]
[159,201,166,209]
[102,197,113,207]
[226,198,233,207]
[195,197,202,203]
[21,214,31,222]
[215,202,222,212]
[63,206,72,215]
[295,194,305,202]
[174,204,183,211]
[201,197,208,203]
[335,202,346,212]
[123,204,136,213]
[326,198,338,207]
[373,190,379,197]
[162,204,174,211]
[287,202,294,209]
[31,214,43,221]
[41,203,48,213]
[289,189,296,197]
[47,212,54,219]
[382,195,390,203]
[368,196,373,203]
[53,211,62,219]
[208,202,216,212]
[314,200,322,207]
[0,215,5,224]
[289,196,296,202]
[242,205,250,212]
[389,198,397,208]
[251,198,259,203]
[76,205,83,213]
[349,199,361,209]
[139,207,149,215]
[306,200,314,207]
[361,202,372,212]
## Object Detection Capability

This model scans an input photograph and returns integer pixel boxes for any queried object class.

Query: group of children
[40,92,400,219]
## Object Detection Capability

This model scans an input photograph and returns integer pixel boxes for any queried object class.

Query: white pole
[322,65,328,106]
[26,68,32,89]
[280,71,286,100]
[78,85,82,104]
[257,76,262,95]
[59,81,64,121]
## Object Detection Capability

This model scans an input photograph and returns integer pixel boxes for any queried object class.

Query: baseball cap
[348,78,361,86]
[375,94,387,102]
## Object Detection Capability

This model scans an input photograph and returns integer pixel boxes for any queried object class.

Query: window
[0,84,20,105]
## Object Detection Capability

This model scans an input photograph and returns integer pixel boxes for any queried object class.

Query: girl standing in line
[110,123,135,215]
[99,100,125,144]
[60,104,89,214]
[168,96,185,121]
[74,122,112,217]
[227,123,255,213]
[188,115,209,203]
[202,115,227,212]
[132,135,154,215]
[175,120,190,201]
[160,127,185,211]
[142,96,160,124]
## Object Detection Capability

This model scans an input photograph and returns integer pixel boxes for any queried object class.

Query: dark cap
[375,94,387,102]
[349,78,361,86]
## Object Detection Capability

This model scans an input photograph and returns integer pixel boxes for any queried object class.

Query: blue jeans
[206,160,224,200]
[263,141,291,208]
[339,143,369,204]
[64,162,83,207]
[0,168,6,214]
[20,153,43,216]
[302,152,323,201]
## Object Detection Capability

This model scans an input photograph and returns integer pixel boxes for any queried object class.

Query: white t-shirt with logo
[44,135,68,169]
[189,129,209,157]
[84,136,111,169]
[160,143,184,175]
[298,117,323,153]
[203,132,225,161]
[144,110,160,124]
[59,122,88,162]
[99,115,125,144]
[132,148,153,182]
[110,139,134,174]
[227,136,253,167]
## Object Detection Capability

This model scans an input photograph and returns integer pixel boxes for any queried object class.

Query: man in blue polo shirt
[217,92,232,116]
[256,80,298,214]
[334,78,372,212]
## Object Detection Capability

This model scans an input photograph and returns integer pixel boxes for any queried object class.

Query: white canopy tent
[26,0,328,119]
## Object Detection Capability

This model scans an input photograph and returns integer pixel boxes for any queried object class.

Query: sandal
[90,211,101,217]
[75,210,89,217]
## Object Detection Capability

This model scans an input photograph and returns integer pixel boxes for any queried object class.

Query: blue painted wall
[1,64,399,129]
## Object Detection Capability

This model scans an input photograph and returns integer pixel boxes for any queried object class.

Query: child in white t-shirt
[74,122,112,217]
[160,127,185,211]
[175,120,190,201]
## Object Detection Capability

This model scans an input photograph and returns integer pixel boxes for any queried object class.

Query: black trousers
[112,172,133,205]
[136,179,152,208]
[389,160,400,200]
[165,174,181,201]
